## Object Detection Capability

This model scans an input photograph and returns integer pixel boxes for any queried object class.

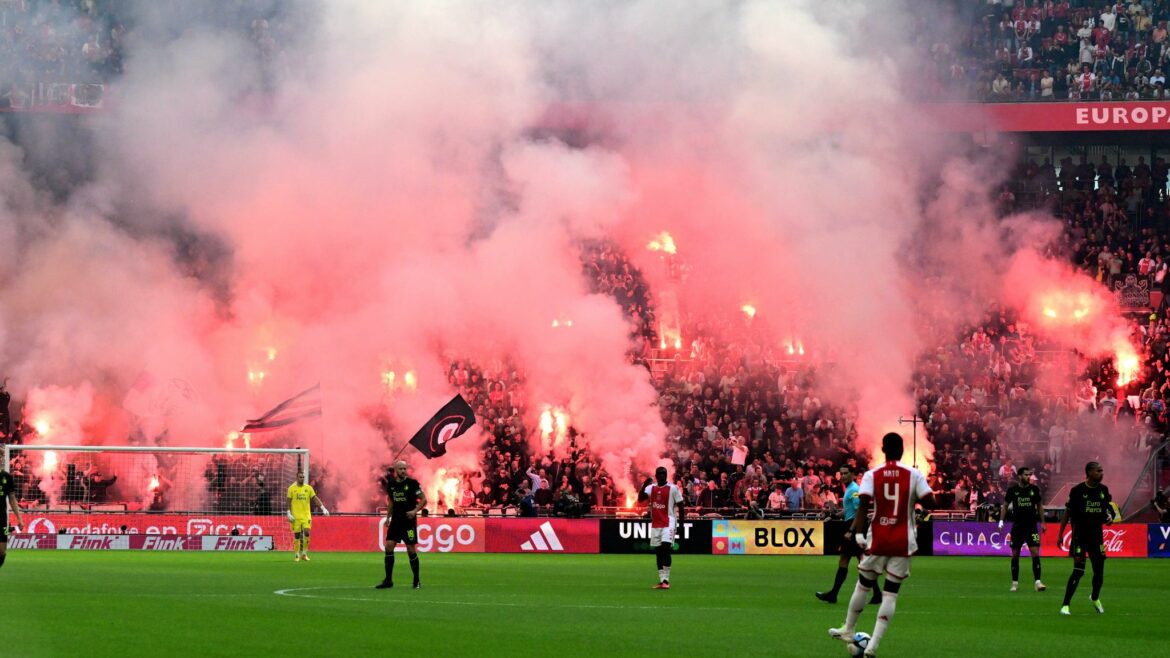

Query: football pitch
[3,552,1162,657]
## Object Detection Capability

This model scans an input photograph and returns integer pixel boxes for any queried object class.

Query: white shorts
[649,524,676,547]
[858,554,912,582]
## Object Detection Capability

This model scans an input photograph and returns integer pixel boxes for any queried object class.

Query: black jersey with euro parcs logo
[1066,482,1112,540]
[0,470,13,523]
[385,477,423,522]
[1005,483,1043,527]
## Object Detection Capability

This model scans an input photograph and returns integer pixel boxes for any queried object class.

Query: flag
[408,394,476,459]
[242,384,322,433]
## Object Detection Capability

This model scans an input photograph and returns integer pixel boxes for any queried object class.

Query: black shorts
[385,519,418,546]
[1010,526,1041,550]
[0,526,7,543]
[1068,534,1105,560]
[841,533,864,558]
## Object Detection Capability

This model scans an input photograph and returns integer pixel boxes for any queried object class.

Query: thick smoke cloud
[1,1,1118,508]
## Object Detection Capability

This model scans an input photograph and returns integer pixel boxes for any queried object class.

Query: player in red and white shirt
[829,433,935,658]
[644,466,684,589]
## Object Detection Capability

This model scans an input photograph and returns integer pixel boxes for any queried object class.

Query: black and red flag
[408,394,476,459]
[242,384,322,433]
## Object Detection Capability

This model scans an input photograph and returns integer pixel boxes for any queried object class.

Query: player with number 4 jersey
[828,433,935,658]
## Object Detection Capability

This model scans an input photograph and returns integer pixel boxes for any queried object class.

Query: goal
[3,445,308,515]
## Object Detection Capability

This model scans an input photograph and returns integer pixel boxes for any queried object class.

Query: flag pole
[391,441,415,462]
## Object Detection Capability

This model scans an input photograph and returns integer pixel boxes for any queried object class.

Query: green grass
[1,552,1162,657]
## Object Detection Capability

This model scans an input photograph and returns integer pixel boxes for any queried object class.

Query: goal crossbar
[5,446,307,471]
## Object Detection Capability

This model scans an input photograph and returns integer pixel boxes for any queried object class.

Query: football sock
[302,536,310,553]
[1090,569,1103,600]
[293,538,301,554]
[844,578,872,633]
[1089,554,1104,600]
[868,590,898,654]
[1062,566,1084,606]
[830,566,848,596]
[0,553,5,569]
[662,565,671,582]
[384,553,394,582]
[409,554,420,582]
[1010,556,1020,582]
[1031,555,1042,581]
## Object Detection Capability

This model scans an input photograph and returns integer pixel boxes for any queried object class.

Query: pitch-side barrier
[9,514,1169,556]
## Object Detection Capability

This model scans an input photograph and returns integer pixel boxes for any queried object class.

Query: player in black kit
[1,468,24,573]
[998,466,1046,592]
[1058,461,1114,615]
[376,460,427,590]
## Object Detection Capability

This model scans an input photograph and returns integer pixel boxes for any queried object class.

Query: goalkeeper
[287,471,329,562]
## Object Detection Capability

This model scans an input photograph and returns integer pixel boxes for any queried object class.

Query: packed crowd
[0,0,302,109]
[434,169,1170,518]
[923,0,1170,101]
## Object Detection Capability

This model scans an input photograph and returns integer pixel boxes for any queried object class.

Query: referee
[816,466,881,605]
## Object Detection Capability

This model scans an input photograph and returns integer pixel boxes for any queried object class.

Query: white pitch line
[272,587,1153,617]
[273,586,741,611]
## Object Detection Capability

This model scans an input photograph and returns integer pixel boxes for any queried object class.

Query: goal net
[3,445,308,515]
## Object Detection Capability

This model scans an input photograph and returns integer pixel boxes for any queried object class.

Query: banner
[711,520,823,555]
[933,521,1041,557]
[924,101,1170,133]
[931,522,1147,557]
[1147,524,1170,558]
[378,517,485,553]
[598,519,712,554]
[484,518,599,553]
[18,513,289,545]
[1043,523,1147,558]
[1114,275,1152,311]
[12,514,482,552]
[8,534,272,551]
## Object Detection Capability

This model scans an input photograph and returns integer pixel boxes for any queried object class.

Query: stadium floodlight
[3,444,308,515]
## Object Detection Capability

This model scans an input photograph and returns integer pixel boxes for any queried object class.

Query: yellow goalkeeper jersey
[287,483,316,520]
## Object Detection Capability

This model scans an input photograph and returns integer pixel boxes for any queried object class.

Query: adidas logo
[520,522,564,551]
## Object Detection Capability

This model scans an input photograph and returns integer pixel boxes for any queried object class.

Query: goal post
[3,445,309,515]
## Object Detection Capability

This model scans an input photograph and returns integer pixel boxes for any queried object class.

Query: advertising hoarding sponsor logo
[376,518,485,553]
[7,535,56,549]
[203,536,273,551]
[520,522,563,551]
[10,534,272,551]
[484,519,599,553]
[933,522,1030,557]
[1043,524,1147,557]
[141,535,198,551]
[932,522,1147,557]
[711,520,823,555]
[26,518,56,535]
[17,514,291,548]
[1148,524,1170,558]
[599,520,712,554]
[924,102,1170,133]
[61,535,129,550]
